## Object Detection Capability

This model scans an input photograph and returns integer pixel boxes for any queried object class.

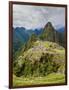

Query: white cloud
[13,4,65,29]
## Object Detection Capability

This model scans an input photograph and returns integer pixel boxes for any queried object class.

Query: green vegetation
[13,41,65,77]
[13,22,65,86]
[24,34,38,51]
[13,73,65,86]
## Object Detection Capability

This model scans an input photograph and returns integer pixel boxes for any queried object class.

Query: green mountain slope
[14,40,65,77]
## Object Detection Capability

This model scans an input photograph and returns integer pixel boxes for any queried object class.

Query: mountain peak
[40,22,56,42]
[45,22,52,28]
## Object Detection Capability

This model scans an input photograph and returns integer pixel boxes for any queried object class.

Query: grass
[13,73,65,87]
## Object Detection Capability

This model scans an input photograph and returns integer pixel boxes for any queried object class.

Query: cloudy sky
[13,4,65,29]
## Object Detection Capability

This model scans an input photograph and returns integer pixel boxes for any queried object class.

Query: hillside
[14,40,65,77]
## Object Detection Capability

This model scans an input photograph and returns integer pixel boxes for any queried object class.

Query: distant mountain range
[13,27,43,52]
[56,27,64,32]
[13,22,65,53]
